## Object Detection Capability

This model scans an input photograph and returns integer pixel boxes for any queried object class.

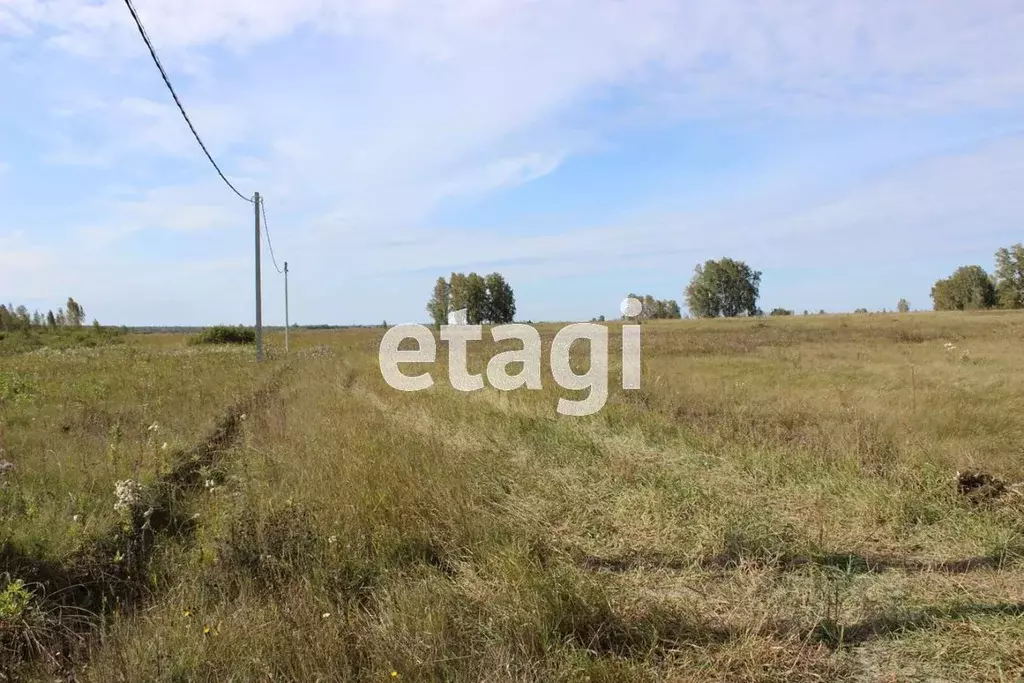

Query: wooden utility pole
[284,261,290,353]
[254,191,263,361]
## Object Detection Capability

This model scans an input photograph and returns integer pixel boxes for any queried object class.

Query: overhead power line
[122,0,252,203]
[260,196,284,274]
[123,0,288,363]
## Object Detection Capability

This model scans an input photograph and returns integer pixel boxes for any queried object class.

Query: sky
[2,0,1024,325]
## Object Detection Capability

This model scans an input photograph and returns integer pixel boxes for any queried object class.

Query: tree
[684,258,762,318]
[463,273,488,325]
[66,297,85,327]
[484,272,516,324]
[994,243,1024,309]
[55,307,67,327]
[31,311,43,327]
[449,273,469,317]
[897,298,910,313]
[46,310,57,329]
[931,265,996,311]
[14,306,30,328]
[769,308,793,316]
[426,276,451,327]
[642,295,658,319]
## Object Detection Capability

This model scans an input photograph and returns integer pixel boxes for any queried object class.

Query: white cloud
[285,133,1024,280]
[4,1,1024,322]
[6,2,1022,222]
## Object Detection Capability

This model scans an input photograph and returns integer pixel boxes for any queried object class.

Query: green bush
[188,325,256,346]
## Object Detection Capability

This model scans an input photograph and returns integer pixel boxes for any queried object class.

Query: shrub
[188,325,256,346]
[769,308,793,316]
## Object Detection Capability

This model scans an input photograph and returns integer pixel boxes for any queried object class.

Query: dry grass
[2,312,1024,681]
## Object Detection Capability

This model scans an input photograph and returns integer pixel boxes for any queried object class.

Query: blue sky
[3,0,1024,325]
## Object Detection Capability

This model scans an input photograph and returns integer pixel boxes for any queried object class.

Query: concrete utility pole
[284,261,290,353]
[254,191,263,361]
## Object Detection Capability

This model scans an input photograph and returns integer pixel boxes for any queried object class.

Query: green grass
[2,313,1024,681]
[0,327,124,357]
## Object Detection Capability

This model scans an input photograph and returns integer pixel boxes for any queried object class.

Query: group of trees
[426,272,516,326]
[931,244,1024,311]
[618,258,762,321]
[0,297,90,332]
[626,294,682,321]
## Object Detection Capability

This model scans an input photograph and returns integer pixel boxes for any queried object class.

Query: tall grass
[3,312,1024,681]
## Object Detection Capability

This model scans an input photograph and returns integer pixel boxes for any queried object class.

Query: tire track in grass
[0,364,293,678]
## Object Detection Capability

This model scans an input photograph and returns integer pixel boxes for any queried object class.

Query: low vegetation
[2,312,1024,681]
[0,297,122,357]
[188,325,257,346]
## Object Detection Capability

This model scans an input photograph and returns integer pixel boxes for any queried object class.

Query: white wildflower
[322,612,331,619]
[239,413,247,421]
[161,442,168,450]
[204,479,216,490]
[72,514,81,523]
[114,479,140,512]
[328,535,338,545]
[147,422,159,432]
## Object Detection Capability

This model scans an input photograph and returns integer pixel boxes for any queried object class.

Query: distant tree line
[424,243,1022,325]
[426,272,516,326]
[931,244,1024,311]
[0,297,92,331]
[671,244,1023,319]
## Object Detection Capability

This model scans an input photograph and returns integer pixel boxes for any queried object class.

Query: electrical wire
[122,0,252,204]
[260,197,284,274]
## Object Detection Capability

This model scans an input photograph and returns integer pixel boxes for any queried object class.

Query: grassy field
[2,312,1024,681]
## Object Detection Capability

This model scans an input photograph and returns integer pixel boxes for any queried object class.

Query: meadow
[2,311,1023,682]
